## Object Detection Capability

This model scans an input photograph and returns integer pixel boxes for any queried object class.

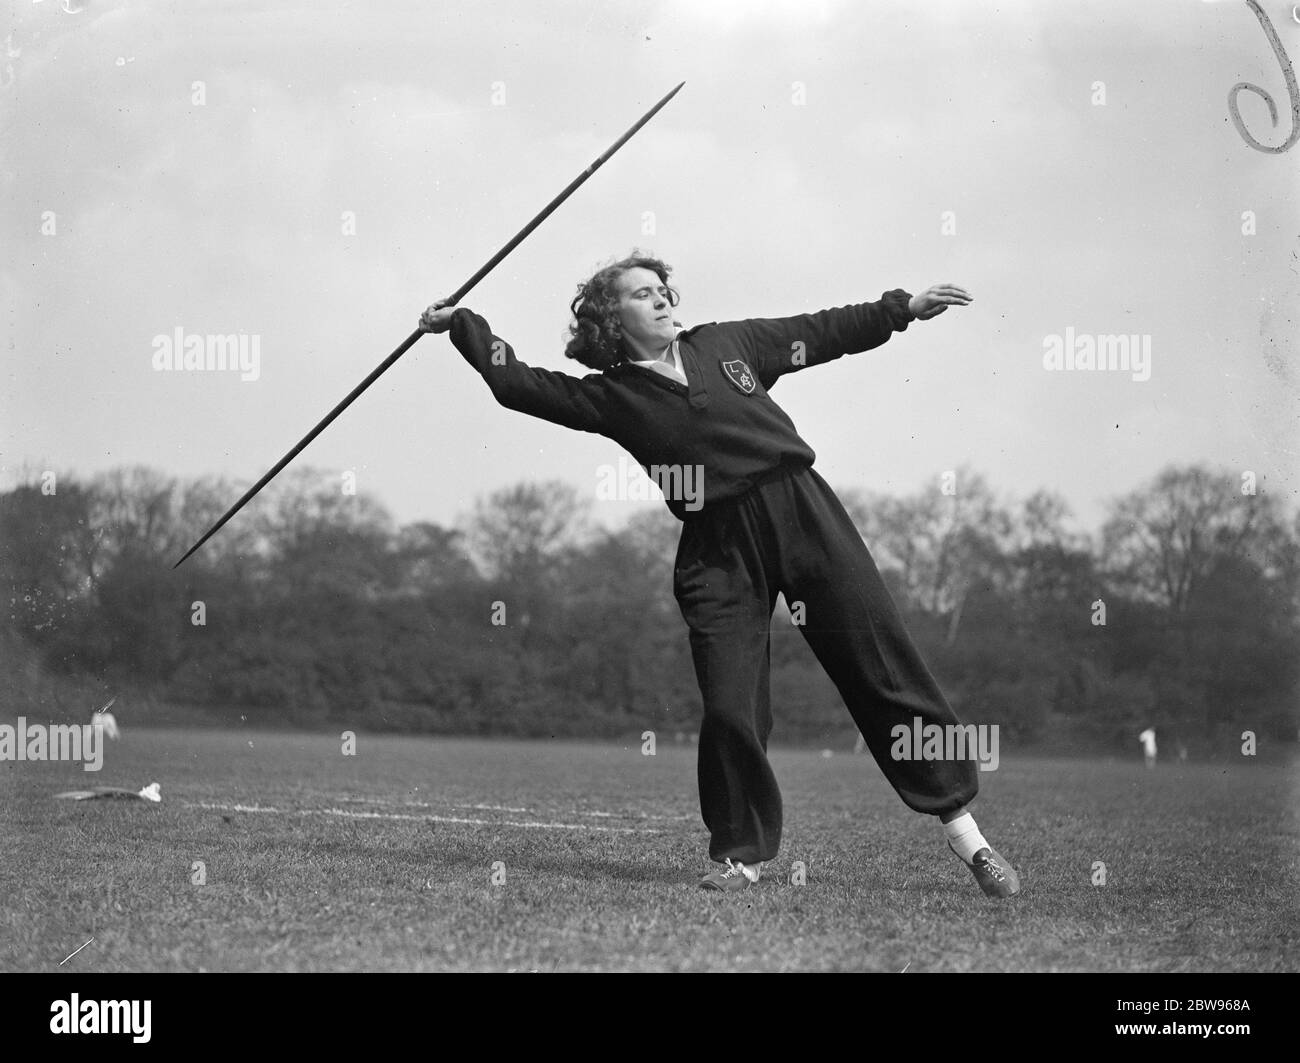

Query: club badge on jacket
[722,360,757,395]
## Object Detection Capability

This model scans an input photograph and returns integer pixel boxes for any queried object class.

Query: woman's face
[614,266,677,353]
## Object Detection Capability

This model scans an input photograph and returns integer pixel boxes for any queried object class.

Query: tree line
[2,463,1296,751]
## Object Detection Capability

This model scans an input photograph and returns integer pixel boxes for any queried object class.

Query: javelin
[174,81,686,569]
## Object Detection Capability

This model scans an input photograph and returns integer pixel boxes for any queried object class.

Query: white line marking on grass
[59,937,94,966]
[454,804,696,822]
[242,795,696,822]
[329,797,533,814]
[187,801,661,834]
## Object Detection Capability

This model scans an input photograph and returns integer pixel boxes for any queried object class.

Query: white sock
[942,813,989,864]
[739,861,762,883]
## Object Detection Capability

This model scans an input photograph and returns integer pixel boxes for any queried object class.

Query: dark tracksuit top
[447,292,915,517]
[448,292,978,865]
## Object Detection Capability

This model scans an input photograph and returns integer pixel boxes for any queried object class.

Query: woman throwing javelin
[420,254,1020,898]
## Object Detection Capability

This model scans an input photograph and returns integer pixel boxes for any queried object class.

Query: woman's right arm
[420,300,610,434]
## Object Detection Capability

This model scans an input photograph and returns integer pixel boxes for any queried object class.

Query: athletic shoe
[699,858,761,892]
[950,842,1021,898]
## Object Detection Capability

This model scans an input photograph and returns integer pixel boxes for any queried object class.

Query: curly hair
[564,252,679,371]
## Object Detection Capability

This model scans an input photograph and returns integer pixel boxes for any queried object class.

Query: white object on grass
[54,781,161,802]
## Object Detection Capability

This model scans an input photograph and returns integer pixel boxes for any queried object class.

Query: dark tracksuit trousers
[449,290,978,867]
[675,463,977,864]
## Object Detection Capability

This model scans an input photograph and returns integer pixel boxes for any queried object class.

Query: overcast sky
[2,0,1296,537]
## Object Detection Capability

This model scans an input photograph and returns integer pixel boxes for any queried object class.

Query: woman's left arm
[738,284,972,388]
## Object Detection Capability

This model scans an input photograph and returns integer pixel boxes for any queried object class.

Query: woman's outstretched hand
[419,298,458,334]
[908,284,972,321]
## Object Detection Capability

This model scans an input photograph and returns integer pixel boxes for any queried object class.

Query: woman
[419,254,1019,897]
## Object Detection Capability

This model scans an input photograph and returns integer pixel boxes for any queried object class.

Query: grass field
[2,728,1297,972]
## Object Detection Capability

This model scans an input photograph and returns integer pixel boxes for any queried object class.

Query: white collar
[630,336,685,382]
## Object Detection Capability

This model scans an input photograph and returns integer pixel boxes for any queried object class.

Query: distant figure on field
[92,704,120,741]
[1138,727,1156,769]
